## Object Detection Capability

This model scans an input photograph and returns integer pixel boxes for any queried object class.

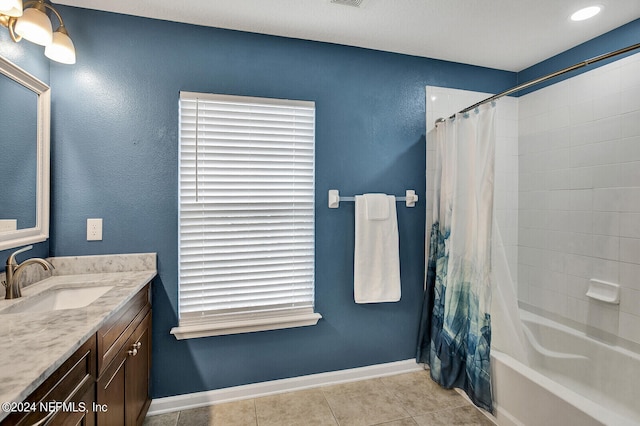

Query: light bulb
[14,5,53,46]
[570,6,602,21]
[45,28,76,64]
[0,0,23,17]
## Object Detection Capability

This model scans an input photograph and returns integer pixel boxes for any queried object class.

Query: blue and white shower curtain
[417,103,496,412]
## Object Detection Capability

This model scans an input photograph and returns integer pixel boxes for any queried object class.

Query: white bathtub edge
[492,349,634,426]
[493,403,524,426]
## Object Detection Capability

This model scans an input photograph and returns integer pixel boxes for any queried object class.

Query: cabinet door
[96,357,126,425]
[94,285,151,426]
[125,312,151,426]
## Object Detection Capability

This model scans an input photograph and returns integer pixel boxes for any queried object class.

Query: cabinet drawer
[97,285,150,375]
[46,378,95,426]
[1,337,96,426]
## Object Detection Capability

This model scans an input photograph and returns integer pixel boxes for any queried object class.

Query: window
[171,92,320,339]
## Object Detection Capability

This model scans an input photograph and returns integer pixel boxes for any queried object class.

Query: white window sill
[170,311,322,340]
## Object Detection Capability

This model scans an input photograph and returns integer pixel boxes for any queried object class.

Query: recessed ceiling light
[330,0,365,7]
[570,5,602,21]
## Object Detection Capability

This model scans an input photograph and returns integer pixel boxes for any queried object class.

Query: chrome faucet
[3,245,54,299]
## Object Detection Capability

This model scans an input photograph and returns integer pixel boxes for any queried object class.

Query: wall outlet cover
[87,218,103,241]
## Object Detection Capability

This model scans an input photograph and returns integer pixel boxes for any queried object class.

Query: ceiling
[55,0,640,72]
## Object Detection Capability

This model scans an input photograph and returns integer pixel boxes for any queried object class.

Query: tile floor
[144,370,495,426]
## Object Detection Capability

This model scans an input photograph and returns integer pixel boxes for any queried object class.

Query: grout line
[148,370,495,426]
[148,359,422,416]
[252,398,258,426]
[378,376,412,420]
[318,388,340,425]
[453,388,498,425]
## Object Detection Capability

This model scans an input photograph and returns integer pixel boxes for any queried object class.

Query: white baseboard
[148,359,421,416]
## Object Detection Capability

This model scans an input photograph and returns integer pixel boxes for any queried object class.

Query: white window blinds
[176,92,318,337]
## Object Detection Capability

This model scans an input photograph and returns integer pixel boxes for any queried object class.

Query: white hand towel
[365,193,390,220]
[354,194,401,303]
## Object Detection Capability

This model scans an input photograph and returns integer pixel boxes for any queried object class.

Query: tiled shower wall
[425,86,519,290]
[518,52,640,344]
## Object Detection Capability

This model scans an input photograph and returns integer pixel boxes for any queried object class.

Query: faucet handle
[6,245,34,266]
[12,245,33,257]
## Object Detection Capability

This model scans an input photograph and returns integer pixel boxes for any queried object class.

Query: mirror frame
[0,55,50,251]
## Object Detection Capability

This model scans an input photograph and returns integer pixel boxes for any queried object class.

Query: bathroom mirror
[0,55,50,251]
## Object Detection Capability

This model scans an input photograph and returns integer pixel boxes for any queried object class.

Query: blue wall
[47,7,515,398]
[517,18,640,95]
[0,29,49,82]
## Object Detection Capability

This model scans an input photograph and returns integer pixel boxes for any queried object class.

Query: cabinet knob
[128,341,142,356]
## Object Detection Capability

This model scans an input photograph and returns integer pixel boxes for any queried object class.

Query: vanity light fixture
[0,0,22,17]
[14,1,52,45]
[570,5,602,21]
[0,0,76,64]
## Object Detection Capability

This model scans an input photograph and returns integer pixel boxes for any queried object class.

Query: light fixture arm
[0,13,21,41]
[40,0,66,30]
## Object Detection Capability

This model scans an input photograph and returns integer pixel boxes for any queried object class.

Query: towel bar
[328,189,418,208]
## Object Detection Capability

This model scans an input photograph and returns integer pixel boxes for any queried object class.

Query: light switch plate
[87,218,103,241]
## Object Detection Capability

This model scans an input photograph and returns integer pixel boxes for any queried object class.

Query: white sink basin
[0,285,113,314]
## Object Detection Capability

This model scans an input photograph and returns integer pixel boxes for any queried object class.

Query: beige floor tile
[176,406,214,426]
[372,417,418,426]
[255,388,337,426]
[322,378,409,426]
[212,399,257,426]
[176,399,257,426]
[413,406,495,426]
[143,411,178,426]
[380,371,467,417]
[146,372,494,426]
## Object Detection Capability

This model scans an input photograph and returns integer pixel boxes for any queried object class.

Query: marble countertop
[0,253,156,421]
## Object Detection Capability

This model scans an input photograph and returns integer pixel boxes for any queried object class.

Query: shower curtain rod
[438,42,640,123]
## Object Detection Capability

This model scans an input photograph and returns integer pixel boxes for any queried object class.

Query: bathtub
[491,310,640,426]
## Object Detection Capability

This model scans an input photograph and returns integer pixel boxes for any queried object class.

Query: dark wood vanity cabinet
[1,284,152,426]
[1,338,97,426]
[124,312,151,425]
[96,312,151,425]
[96,284,152,426]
